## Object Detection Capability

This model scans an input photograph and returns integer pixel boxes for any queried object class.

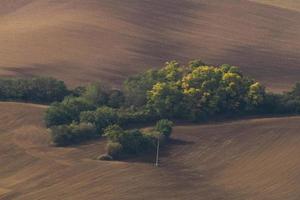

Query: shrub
[0,77,69,103]
[106,142,123,158]
[45,97,95,127]
[82,83,109,106]
[107,89,125,108]
[124,69,163,107]
[104,125,124,142]
[104,125,156,158]
[45,102,71,127]
[93,107,119,132]
[50,122,97,146]
[117,107,158,126]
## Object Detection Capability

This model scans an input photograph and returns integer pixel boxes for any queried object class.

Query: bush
[117,107,158,126]
[82,106,119,132]
[124,69,163,107]
[82,83,109,106]
[104,125,156,157]
[45,97,95,127]
[107,89,125,108]
[155,119,174,138]
[106,142,123,158]
[50,122,98,146]
[0,77,69,103]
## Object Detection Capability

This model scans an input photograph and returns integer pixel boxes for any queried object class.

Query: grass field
[0,0,299,91]
[0,102,300,200]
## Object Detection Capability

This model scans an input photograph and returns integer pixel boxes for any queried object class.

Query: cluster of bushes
[101,119,173,160]
[259,83,300,115]
[0,77,69,103]
[50,122,97,146]
[41,59,300,159]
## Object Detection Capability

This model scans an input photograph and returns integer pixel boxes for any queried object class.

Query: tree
[155,119,174,138]
[158,61,183,82]
[92,106,119,132]
[188,59,206,70]
[246,82,265,111]
[124,69,163,107]
[0,77,69,103]
[83,83,108,106]
[104,124,124,142]
[107,89,125,108]
[147,82,184,118]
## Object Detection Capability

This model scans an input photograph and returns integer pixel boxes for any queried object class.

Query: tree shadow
[168,138,194,146]
[123,138,194,164]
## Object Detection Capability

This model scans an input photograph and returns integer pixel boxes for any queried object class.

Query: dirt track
[1,102,300,200]
[0,0,299,91]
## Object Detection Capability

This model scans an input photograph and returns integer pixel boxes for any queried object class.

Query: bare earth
[1,1,300,199]
[0,0,299,91]
[0,102,300,200]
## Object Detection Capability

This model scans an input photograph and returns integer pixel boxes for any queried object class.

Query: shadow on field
[125,138,194,165]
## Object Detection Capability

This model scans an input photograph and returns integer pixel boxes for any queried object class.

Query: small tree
[155,119,174,138]
[104,124,124,142]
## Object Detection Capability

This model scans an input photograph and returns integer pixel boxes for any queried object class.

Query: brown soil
[0,1,299,91]
[0,102,300,200]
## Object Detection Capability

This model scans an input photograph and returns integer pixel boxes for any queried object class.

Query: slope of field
[1,102,300,200]
[251,0,300,12]
[0,0,299,91]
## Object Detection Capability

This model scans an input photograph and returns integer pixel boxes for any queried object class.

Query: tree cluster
[0,77,69,103]
[103,119,173,159]
[41,59,300,159]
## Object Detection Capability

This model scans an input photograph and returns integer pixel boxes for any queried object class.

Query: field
[1,1,300,199]
[1,102,300,199]
[252,0,300,12]
[0,0,299,91]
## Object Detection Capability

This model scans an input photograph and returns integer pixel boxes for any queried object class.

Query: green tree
[124,69,163,107]
[155,119,174,138]
[83,83,108,106]
[147,82,184,118]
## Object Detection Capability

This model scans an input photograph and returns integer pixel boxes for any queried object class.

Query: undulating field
[0,0,299,91]
[252,0,300,12]
[0,102,300,200]
[1,1,300,199]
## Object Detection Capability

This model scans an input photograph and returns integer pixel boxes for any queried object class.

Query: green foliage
[104,124,124,142]
[117,107,157,125]
[181,65,266,119]
[124,69,163,107]
[147,82,184,118]
[45,59,300,153]
[80,106,118,132]
[104,125,156,158]
[50,122,97,146]
[246,82,265,111]
[106,142,123,159]
[0,77,69,103]
[107,89,125,108]
[45,97,95,127]
[83,83,109,106]
[188,59,206,70]
[158,61,183,82]
[155,119,174,138]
